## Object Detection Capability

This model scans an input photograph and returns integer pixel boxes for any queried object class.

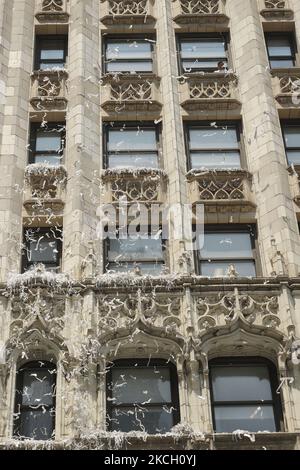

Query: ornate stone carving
[36,0,69,22]
[97,293,182,338]
[109,0,148,15]
[111,180,159,202]
[178,0,221,14]
[189,80,231,99]
[264,0,286,9]
[198,177,244,200]
[195,290,281,334]
[30,72,68,111]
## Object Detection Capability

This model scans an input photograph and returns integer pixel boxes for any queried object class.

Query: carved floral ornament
[264,0,286,8]
[108,0,148,16]
[175,0,222,15]
[42,0,64,11]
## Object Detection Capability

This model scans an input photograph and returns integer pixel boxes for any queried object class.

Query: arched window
[209,357,283,433]
[13,361,56,440]
[106,359,180,434]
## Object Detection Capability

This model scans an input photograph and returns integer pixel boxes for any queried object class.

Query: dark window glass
[210,359,282,433]
[14,362,56,440]
[106,232,165,275]
[105,39,153,73]
[107,360,180,434]
[179,37,227,72]
[106,125,159,169]
[265,34,296,68]
[197,226,256,277]
[282,123,300,165]
[29,123,65,165]
[22,227,63,273]
[187,124,241,170]
[35,37,67,70]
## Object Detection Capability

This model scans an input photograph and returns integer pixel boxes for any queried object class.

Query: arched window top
[14,361,56,441]
[209,357,283,433]
[106,359,180,434]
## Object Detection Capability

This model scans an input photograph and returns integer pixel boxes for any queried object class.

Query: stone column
[0,0,34,282]
[63,0,101,280]
[227,0,300,277]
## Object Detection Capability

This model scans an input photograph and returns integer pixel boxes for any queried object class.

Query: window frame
[184,121,245,172]
[29,122,66,165]
[265,32,297,69]
[103,35,156,74]
[13,361,56,440]
[209,357,283,433]
[281,119,300,166]
[34,35,68,71]
[103,121,162,170]
[177,33,230,74]
[22,227,63,273]
[194,224,259,277]
[104,226,167,274]
[106,359,180,433]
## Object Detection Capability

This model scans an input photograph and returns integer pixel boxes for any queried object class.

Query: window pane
[18,410,54,440]
[267,37,292,57]
[34,154,63,166]
[40,40,65,60]
[214,405,276,433]
[183,60,227,71]
[106,41,152,60]
[200,232,253,259]
[108,129,157,152]
[28,239,58,263]
[107,261,164,275]
[36,132,61,152]
[108,153,159,169]
[191,151,241,169]
[111,367,171,404]
[108,238,163,262]
[287,150,300,165]
[181,40,226,59]
[283,126,300,148]
[106,61,153,73]
[201,260,256,277]
[189,128,239,150]
[20,369,55,406]
[211,366,273,402]
[111,406,173,434]
[270,59,294,68]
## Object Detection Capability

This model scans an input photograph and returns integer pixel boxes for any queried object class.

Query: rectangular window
[29,123,65,165]
[107,360,180,434]
[197,225,257,278]
[105,124,159,169]
[179,36,228,73]
[22,227,63,273]
[210,359,282,433]
[105,229,165,275]
[35,36,68,70]
[265,33,296,69]
[104,38,154,73]
[187,123,241,170]
[282,122,300,165]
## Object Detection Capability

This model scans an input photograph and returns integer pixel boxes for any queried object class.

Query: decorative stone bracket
[30,70,68,111]
[187,170,256,213]
[35,0,70,23]
[179,73,240,112]
[101,168,168,203]
[100,0,156,25]
[259,0,293,20]
[272,71,300,107]
[172,0,229,25]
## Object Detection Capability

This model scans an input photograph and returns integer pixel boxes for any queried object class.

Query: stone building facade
[1,0,300,450]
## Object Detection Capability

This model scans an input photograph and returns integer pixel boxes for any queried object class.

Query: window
[282,122,300,165]
[14,362,56,440]
[196,225,257,277]
[105,229,165,275]
[209,358,282,433]
[104,38,154,73]
[107,360,180,434]
[179,36,228,73]
[104,123,160,169]
[29,123,65,165]
[35,36,68,70]
[186,123,241,170]
[265,33,296,68]
[22,227,63,273]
